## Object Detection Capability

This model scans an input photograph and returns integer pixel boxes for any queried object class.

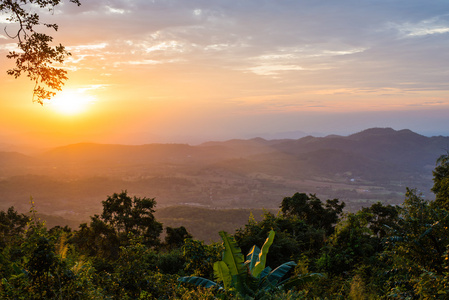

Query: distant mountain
[0,151,44,179]
[39,143,222,165]
[33,127,449,181]
[271,127,446,168]
[248,130,311,140]
[199,137,279,156]
[0,152,37,165]
[193,127,448,187]
[2,127,448,218]
[38,138,286,166]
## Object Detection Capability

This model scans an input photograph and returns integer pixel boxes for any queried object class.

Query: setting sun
[49,90,96,115]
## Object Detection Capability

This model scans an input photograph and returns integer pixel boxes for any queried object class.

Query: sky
[1,0,449,148]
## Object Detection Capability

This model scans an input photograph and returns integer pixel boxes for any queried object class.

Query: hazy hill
[37,141,281,167]
[269,128,446,173]
[34,128,445,174]
[0,151,38,166]
[0,152,44,177]
[40,143,207,164]
[1,127,448,228]
[199,137,280,154]
[197,128,447,182]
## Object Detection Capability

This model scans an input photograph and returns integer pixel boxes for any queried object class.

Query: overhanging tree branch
[1,0,81,104]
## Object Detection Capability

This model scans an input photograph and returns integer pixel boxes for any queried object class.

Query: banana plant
[179,230,322,299]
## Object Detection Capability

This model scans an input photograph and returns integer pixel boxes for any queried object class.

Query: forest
[1,153,449,299]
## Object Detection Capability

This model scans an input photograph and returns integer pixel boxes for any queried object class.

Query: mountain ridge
[1,127,447,217]
[2,127,447,172]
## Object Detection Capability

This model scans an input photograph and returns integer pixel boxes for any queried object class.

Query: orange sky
[1,1,449,149]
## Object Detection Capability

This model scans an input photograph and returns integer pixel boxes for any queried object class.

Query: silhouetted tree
[72,191,163,261]
[280,193,345,235]
[164,226,192,250]
[432,152,449,210]
[1,0,81,103]
[100,190,163,247]
[0,206,28,247]
[317,211,377,275]
[361,202,400,239]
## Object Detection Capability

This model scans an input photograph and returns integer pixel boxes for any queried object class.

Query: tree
[381,188,449,298]
[72,191,163,261]
[1,0,81,104]
[280,193,345,236]
[316,211,377,275]
[72,217,120,261]
[100,190,163,247]
[1,211,103,299]
[390,188,449,272]
[235,211,325,268]
[360,202,400,239]
[235,193,345,268]
[432,152,449,210]
[0,206,28,247]
[164,226,192,250]
[182,238,223,278]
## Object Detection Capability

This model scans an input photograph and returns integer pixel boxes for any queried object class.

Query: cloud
[77,84,110,92]
[69,43,109,51]
[241,45,367,76]
[390,15,449,37]
[246,64,305,76]
[0,42,18,52]
[11,0,449,113]
[105,6,127,15]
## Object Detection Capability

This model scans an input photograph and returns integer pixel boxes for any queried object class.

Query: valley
[0,127,445,240]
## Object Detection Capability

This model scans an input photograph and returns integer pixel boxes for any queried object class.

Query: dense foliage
[1,156,449,299]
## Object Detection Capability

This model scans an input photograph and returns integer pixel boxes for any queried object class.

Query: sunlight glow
[49,90,96,115]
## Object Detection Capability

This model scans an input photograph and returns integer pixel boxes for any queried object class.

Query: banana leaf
[259,266,272,279]
[252,230,275,278]
[219,231,245,277]
[214,260,232,290]
[245,245,261,273]
[178,276,220,289]
[258,261,296,290]
[266,261,296,284]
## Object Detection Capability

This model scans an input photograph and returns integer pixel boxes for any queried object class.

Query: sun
[50,90,95,115]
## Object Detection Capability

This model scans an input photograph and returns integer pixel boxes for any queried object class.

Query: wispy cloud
[390,16,449,37]
[69,43,109,51]
[3,0,449,130]
[246,64,305,76]
[106,6,127,15]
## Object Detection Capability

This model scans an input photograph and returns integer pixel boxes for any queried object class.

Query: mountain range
[1,127,447,227]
